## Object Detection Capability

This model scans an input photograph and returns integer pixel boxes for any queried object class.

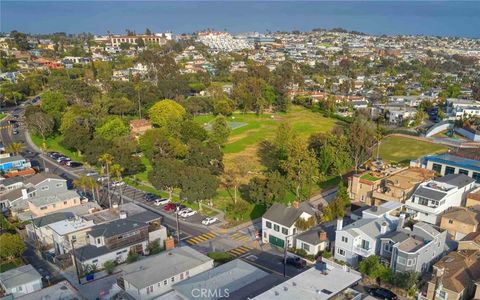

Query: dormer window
[97,238,101,244]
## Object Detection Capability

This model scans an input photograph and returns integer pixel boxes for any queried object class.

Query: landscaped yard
[379,135,448,164]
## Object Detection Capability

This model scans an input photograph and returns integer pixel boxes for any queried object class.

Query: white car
[179,208,196,218]
[86,172,98,177]
[97,176,108,182]
[154,198,171,206]
[111,181,125,187]
[202,217,218,226]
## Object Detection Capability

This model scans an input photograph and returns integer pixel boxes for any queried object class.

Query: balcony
[353,245,373,257]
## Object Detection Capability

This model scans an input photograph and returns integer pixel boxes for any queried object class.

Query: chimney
[292,201,300,209]
[336,218,343,231]
[397,214,406,231]
[318,230,327,241]
[380,222,388,234]
[119,210,127,219]
[21,188,28,200]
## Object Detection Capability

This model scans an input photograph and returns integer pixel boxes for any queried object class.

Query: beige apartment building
[466,187,480,208]
[440,207,480,240]
[28,191,82,217]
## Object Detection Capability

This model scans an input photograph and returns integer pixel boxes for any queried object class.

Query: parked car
[58,160,69,165]
[85,172,97,177]
[163,203,177,212]
[154,198,170,206]
[284,256,306,268]
[97,176,108,182]
[202,217,218,225]
[176,204,186,211]
[68,161,83,168]
[56,156,70,163]
[111,181,124,187]
[177,207,190,215]
[367,288,398,300]
[12,130,19,135]
[180,209,197,218]
[144,193,157,201]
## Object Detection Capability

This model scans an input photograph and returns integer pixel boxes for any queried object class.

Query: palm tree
[98,153,114,208]
[111,164,125,208]
[85,176,99,203]
[6,142,23,155]
[73,176,89,198]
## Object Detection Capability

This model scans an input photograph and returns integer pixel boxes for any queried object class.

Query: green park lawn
[379,135,448,164]
[31,134,82,161]
[196,106,342,224]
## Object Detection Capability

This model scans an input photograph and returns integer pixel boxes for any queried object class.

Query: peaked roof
[435,173,475,188]
[263,203,314,228]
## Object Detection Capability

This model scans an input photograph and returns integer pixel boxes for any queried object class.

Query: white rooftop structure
[252,260,361,300]
[48,216,95,235]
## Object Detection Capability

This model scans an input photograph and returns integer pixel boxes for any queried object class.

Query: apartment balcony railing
[353,245,373,257]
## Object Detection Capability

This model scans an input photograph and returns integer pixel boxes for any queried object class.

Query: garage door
[269,235,285,248]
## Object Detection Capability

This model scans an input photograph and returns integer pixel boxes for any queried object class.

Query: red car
[163,203,177,212]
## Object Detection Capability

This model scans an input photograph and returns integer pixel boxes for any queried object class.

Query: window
[17,286,23,291]
[263,231,267,239]
[41,186,49,191]
[473,172,480,183]
[163,280,167,285]
[384,243,392,252]
[56,183,63,188]
[432,163,442,173]
[64,201,68,205]
[74,199,78,204]
[282,227,288,235]
[302,243,310,252]
[445,166,455,175]
[417,197,429,206]
[274,224,280,232]
[171,277,175,283]
[361,240,370,250]
[438,290,447,299]
[266,221,272,229]
[448,219,453,224]
[92,259,98,264]
[397,257,406,265]
[180,273,184,280]
[158,282,161,287]
[97,238,101,244]
[40,206,47,210]
[186,271,189,277]
[337,248,345,256]
[407,258,415,266]
[459,169,469,175]
[52,204,56,208]
[71,235,76,242]
[341,236,348,243]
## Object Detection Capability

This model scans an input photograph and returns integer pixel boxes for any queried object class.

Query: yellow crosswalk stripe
[203,232,217,239]
[236,235,251,243]
[239,246,252,252]
[228,249,244,256]
[186,232,217,245]
[230,232,242,238]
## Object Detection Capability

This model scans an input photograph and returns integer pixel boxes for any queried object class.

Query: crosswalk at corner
[229,232,251,243]
[186,232,218,245]
[226,245,252,257]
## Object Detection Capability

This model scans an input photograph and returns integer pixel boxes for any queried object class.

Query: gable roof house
[334,202,401,266]
[262,202,315,249]
[73,214,167,272]
[405,174,476,225]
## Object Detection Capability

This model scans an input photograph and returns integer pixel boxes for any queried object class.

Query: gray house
[380,219,447,273]
[0,265,42,298]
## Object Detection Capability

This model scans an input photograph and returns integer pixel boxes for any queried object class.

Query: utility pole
[70,240,82,285]
[283,233,296,278]
[176,207,180,245]
[30,215,40,253]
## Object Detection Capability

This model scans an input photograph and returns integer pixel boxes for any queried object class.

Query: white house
[295,227,331,256]
[118,247,213,300]
[262,203,315,249]
[0,265,42,298]
[405,174,476,225]
[334,202,401,266]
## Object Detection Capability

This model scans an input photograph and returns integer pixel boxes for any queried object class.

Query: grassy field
[31,134,82,161]
[0,113,6,120]
[196,106,342,224]
[379,135,448,164]
[197,105,340,173]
